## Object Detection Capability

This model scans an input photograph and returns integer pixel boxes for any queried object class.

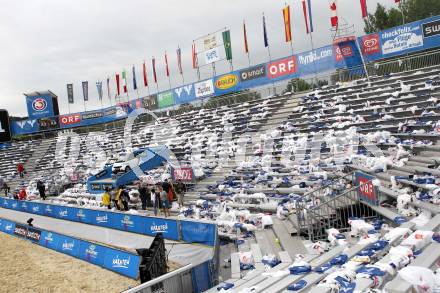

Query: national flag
[263,14,269,48]
[222,30,233,60]
[132,65,137,90]
[395,0,400,3]
[96,81,103,100]
[82,81,88,101]
[106,77,111,101]
[115,74,120,96]
[142,61,148,87]
[122,69,127,93]
[330,0,338,28]
[192,43,197,69]
[152,57,157,83]
[165,51,170,77]
[360,0,368,18]
[307,0,314,33]
[302,0,310,34]
[243,21,249,54]
[177,46,183,75]
[66,84,74,104]
[283,6,292,43]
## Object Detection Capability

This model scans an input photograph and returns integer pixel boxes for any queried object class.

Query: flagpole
[400,0,405,25]
[168,76,172,91]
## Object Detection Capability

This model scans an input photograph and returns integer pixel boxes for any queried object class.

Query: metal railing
[296,176,380,241]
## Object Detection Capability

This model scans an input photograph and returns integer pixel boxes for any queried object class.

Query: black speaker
[0,110,11,143]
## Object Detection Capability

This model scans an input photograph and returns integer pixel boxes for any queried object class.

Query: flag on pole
[132,65,137,90]
[330,0,338,28]
[282,5,292,42]
[192,43,197,69]
[67,84,74,104]
[360,0,368,18]
[82,81,89,101]
[222,30,233,60]
[307,0,314,33]
[106,77,111,101]
[96,81,103,101]
[122,69,128,93]
[302,0,310,34]
[152,58,157,83]
[243,21,249,53]
[395,0,400,3]
[142,61,148,87]
[115,74,120,96]
[177,47,183,75]
[165,51,170,77]
[263,14,269,48]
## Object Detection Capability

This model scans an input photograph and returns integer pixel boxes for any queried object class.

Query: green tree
[364,0,440,34]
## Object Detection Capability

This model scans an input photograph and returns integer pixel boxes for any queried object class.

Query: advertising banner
[26,94,55,120]
[60,114,81,126]
[204,47,221,64]
[78,241,107,266]
[103,247,140,279]
[215,73,239,93]
[13,223,28,238]
[142,95,158,110]
[297,46,336,76]
[239,65,266,82]
[38,117,59,131]
[195,80,214,98]
[10,119,39,135]
[40,231,60,250]
[67,83,74,104]
[1,219,15,235]
[181,221,216,246]
[381,22,424,55]
[26,227,42,243]
[267,56,298,79]
[111,213,144,234]
[143,217,179,240]
[57,235,80,257]
[173,84,196,104]
[171,167,195,183]
[0,110,11,143]
[157,91,174,109]
[355,171,379,206]
[82,110,104,120]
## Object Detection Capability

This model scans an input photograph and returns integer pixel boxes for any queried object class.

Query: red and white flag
[360,0,368,18]
[329,0,338,28]
[395,0,400,3]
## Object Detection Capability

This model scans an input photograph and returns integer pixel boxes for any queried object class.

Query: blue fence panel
[78,240,108,267]
[39,231,61,250]
[191,261,212,293]
[181,221,216,246]
[1,220,15,235]
[111,213,145,234]
[143,217,180,240]
[103,247,140,279]
[56,234,80,258]
[90,210,114,228]
[43,203,56,217]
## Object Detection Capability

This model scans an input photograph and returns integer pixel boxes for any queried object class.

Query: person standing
[120,187,130,211]
[2,182,10,197]
[139,183,150,211]
[37,180,46,200]
[159,184,170,218]
[175,180,187,208]
[18,187,27,200]
[114,186,123,210]
[102,187,111,209]
[17,163,24,178]
[153,184,162,216]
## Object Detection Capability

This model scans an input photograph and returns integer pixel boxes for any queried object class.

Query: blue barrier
[0,217,141,279]
[0,197,216,245]
[181,221,217,246]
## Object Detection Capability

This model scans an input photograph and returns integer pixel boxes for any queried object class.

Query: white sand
[0,233,138,293]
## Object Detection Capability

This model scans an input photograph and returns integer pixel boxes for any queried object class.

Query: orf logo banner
[355,171,379,206]
[361,34,380,55]
[267,56,297,79]
[60,114,81,126]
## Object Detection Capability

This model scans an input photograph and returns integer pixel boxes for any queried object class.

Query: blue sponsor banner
[52,205,74,220]
[28,202,44,215]
[10,199,19,210]
[111,213,144,234]
[297,45,339,76]
[20,201,29,212]
[79,240,108,266]
[103,247,140,279]
[143,217,179,240]
[39,231,61,250]
[91,210,114,228]
[173,84,197,104]
[26,94,55,120]
[10,119,40,135]
[74,208,93,224]
[44,203,56,217]
[181,221,216,246]
[57,235,80,258]
[0,197,4,206]
[1,220,15,234]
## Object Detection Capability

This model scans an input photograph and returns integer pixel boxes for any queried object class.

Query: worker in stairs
[17,163,24,178]
[102,187,111,209]
[18,187,27,200]
[37,180,46,200]
[175,180,187,208]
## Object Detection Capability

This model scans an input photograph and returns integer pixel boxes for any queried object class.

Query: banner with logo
[214,73,239,95]
[0,219,15,235]
[10,119,39,135]
[78,240,107,266]
[171,167,195,183]
[157,91,175,109]
[195,79,214,98]
[26,94,55,120]
[355,171,379,206]
[173,84,196,104]
[103,247,140,279]
[204,47,221,64]
[181,221,216,246]
[38,117,59,131]
[143,217,179,240]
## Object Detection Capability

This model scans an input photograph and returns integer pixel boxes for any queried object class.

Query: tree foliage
[364,0,440,34]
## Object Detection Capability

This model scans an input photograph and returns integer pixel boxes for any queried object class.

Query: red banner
[60,114,81,125]
[267,56,297,79]
[360,34,380,55]
[172,167,194,183]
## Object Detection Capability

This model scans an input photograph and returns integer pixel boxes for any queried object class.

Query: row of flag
[67,0,402,104]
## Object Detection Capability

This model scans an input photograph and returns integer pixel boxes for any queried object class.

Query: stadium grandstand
[1,1,440,293]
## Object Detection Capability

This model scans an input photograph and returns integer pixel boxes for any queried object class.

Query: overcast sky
[0,0,397,116]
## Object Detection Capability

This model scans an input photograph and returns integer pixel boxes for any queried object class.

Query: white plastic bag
[399,266,435,293]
